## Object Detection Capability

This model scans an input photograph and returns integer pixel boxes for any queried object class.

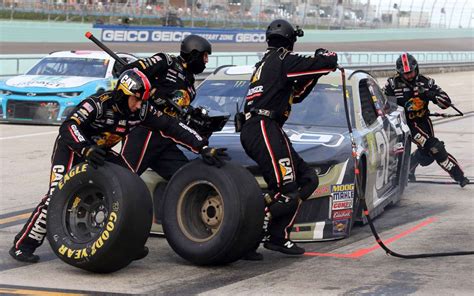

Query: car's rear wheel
[162,160,264,265]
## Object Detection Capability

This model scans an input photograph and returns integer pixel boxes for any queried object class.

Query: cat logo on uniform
[279,158,294,183]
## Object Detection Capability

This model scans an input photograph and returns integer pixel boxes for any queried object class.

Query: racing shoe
[264,239,305,255]
[9,247,39,263]
[133,246,149,261]
[459,177,470,188]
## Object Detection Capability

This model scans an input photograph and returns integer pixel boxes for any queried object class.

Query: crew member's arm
[283,50,338,81]
[284,50,337,103]
[121,53,170,78]
[59,98,97,154]
[425,79,451,109]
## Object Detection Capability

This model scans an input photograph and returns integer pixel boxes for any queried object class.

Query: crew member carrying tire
[384,53,469,187]
[239,19,338,258]
[120,35,213,179]
[9,68,228,263]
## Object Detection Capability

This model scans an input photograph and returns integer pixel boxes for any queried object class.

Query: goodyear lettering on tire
[57,211,118,260]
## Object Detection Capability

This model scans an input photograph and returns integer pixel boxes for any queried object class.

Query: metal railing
[1,51,473,78]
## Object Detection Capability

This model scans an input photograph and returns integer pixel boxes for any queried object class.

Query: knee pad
[268,192,299,219]
[425,137,448,162]
[414,149,435,167]
[298,170,318,201]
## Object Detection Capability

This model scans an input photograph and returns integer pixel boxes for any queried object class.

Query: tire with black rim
[47,162,153,273]
[162,159,264,265]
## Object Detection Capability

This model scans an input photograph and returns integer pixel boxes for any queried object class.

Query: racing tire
[162,159,264,265]
[47,162,153,273]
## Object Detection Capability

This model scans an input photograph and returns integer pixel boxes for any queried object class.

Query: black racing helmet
[396,53,419,76]
[180,35,212,74]
[113,68,151,113]
[266,19,304,49]
[180,34,212,55]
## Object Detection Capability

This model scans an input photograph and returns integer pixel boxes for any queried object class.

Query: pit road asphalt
[0,71,473,295]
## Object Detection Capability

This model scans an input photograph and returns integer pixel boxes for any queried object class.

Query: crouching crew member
[384,53,469,187]
[10,68,228,263]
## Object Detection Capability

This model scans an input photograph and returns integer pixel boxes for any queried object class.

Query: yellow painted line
[0,213,30,225]
[0,288,84,295]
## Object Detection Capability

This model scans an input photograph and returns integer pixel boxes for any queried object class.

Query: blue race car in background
[0,51,137,124]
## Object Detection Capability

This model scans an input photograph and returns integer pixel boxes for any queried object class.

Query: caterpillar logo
[118,74,138,95]
[57,212,118,259]
[57,164,88,190]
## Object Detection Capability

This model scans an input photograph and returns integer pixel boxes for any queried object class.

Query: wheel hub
[200,195,223,228]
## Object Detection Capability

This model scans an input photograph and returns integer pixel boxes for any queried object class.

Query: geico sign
[236,33,266,43]
[151,31,191,42]
[102,30,149,42]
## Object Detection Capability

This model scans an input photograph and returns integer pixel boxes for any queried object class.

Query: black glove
[200,146,230,168]
[315,49,338,69]
[315,48,329,55]
[83,145,106,168]
[420,89,438,103]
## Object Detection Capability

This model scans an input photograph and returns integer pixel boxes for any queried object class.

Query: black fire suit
[240,47,337,244]
[384,74,466,182]
[13,92,207,253]
[120,53,196,177]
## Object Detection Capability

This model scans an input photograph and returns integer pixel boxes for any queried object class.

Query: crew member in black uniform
[384,53,469,187]
[9,68,228,263]
[120,35,211,179]
[240,19,338,256]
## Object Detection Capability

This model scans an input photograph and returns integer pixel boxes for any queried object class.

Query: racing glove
[314,48,329,55]
[315,49,338,69]
[200,146,231,168]
[418,87,438,103]
[82,145,106,169]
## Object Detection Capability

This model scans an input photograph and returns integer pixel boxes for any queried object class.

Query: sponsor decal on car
[332,209,352,220]
[313,185,330,196]
[332,219,349,235]
[332,200,353,210]
[331,183,354,201]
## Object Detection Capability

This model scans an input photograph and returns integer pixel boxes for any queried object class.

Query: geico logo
[236,33,266,43]
[102,30,149,42]
[332,184,354,192]
[151,31,191,42]
[57,212,117,259]
[57,163,88,190]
